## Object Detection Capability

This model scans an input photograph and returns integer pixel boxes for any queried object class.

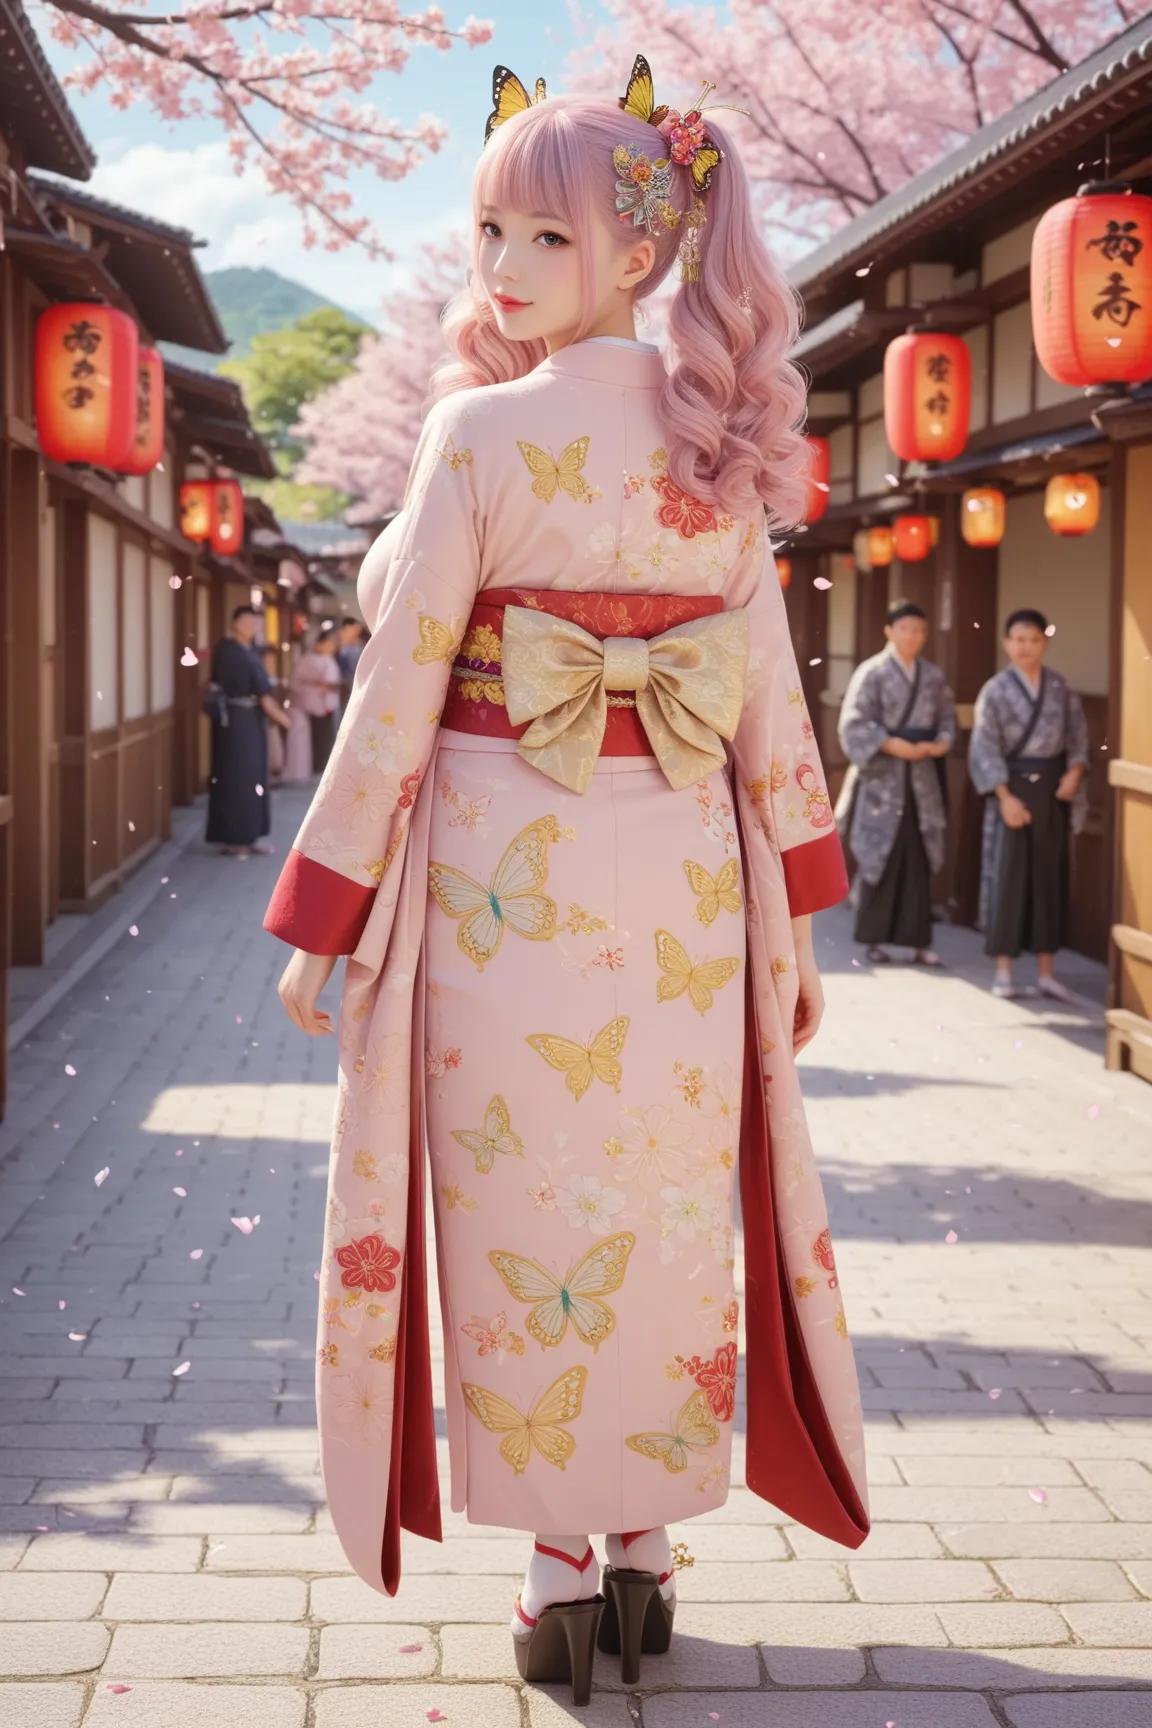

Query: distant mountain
[162,266,368,372]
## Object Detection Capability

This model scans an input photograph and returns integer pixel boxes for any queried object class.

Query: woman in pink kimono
[266,59,869,1704]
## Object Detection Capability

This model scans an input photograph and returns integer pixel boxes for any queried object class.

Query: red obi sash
[440,587,723,756]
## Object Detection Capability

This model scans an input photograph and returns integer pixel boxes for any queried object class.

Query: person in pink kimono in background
[265,58,869,1705]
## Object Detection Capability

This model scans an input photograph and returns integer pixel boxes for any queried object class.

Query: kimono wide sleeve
[837,661,889,767]
[969,678,1011,797]
[265,405,482,956]
[730,544,848,916]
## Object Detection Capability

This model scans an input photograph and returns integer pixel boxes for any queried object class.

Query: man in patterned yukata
[836,600,955,966]
[969,608,1088,1001]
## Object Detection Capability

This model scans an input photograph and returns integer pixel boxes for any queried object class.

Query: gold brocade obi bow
[501,604,749,794]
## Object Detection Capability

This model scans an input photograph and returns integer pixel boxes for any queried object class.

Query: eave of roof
[790,15,1152,309]
[29,174,228,355]
[166,361,277,480]
[0,0,93,180]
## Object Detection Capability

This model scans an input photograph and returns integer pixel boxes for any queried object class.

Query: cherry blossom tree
[571,0,1137,245]
[294,238,466,511]
[39,0,493,252]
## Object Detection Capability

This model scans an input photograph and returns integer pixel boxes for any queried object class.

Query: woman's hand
[791,915,825,1056]
[278,948,338,1035]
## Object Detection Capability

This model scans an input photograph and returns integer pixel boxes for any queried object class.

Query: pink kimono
[265,338,869,1594]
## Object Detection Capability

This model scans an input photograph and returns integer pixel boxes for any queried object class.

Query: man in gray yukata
[969,607,1088,1001]
[836,600,956,965]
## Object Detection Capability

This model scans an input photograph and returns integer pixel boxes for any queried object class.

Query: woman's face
[476,201,655,353]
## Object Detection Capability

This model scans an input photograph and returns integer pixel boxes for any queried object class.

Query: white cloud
[85,137,469,322]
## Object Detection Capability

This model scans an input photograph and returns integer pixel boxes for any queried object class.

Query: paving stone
[0,1622,110,1675]
[848,1559,1001,1602]
[102,1622,309,1677]
[0,1685,86,1728]
[1004,1697,1152,1727]
[993,1559,1138,1601]
[84,1683,307,1728]
[762,1645,868,1685]
[936,1601,1070,1645]
[873,1647,1152,1688]
[788,1522,945,1558]
[0,1572,108,1619]
[103,1573,306,1621]
[316,1622,437,1678]
[685,1602,948,1646]
[312,1573,521,1623]
[939,1524,1152,1560]
[126,1502,315,1535]
[527,1696,636,1728]
[677,1560,849,1602]
[644,1695,1000,1727]
[202,1533,351,1572]
[19,1535,201,1572]
[1060,1602,1152,1645]
[314,1684,521,1727]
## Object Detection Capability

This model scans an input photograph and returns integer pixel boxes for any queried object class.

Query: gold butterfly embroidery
[526,1015,630,1101]
[489,1232,635,1351]
[626,1388,720,1473]
[451,1095,524,1175]
[517,436,592,505]
[683,859,742,926]
[462,1365,586,1474]
[485,65,548,145]
[428,816,559,970]
[413,613,465,666]
[655,930,740,1015]
[440,435,473,471]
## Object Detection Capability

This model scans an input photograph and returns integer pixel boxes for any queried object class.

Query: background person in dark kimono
[836,600,955,965]
[969,608,1088,1001]
[205,605,290,857]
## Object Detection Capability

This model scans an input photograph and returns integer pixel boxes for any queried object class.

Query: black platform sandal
[598,1535,692,1683]
[511,1543,604,1707]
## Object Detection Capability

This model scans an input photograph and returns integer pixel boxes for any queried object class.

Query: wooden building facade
[784,18,1152,1079]
[0,0,276,1115]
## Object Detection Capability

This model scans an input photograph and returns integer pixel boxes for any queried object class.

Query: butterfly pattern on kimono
[413,613,466,666]
[451,1094,525,1175]
[489,1231,635,1351]
[428,816,560,970]
[683,858,742,925]
[654,930,741,1015]
[627,1387,720,1472]
[463,1365,587,1473]
[517,436,595,505]
[526,1015,631,1100]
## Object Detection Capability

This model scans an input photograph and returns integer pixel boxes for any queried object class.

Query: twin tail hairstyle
[431,94,809,529]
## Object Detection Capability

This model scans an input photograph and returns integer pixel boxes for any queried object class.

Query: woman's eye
[480,221,500,239]
[537,231,568,248]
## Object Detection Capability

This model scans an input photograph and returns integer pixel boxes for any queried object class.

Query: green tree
[221,306,372,465]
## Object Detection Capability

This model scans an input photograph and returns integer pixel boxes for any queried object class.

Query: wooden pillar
[8,451,49,964]
[58,499,89,905]
[1106,433,1152,1079]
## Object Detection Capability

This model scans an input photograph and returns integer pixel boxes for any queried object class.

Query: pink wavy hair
[431,94,809,527]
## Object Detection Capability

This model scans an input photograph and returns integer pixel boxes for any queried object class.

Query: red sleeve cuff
[781,829,849,917]
[264,849,376,955]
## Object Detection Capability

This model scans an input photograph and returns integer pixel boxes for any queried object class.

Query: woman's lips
[494,293,529,311]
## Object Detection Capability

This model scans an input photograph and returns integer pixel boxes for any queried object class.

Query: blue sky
[38,0,612,319]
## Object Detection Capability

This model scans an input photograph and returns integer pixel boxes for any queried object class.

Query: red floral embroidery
[796,762,834,829]
[651,473,719,539]
[336,1232,402,1294]
[398,771,422,809]
[812,1227,839,1290]
[681,1341,737,1422]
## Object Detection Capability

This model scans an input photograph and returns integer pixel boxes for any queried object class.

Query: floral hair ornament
[618,54,740,195]
[613,143,680,237]
[484,66,548,145]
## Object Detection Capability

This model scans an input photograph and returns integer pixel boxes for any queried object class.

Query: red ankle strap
[534,1541,594,1572]
[514,1594,536,1630]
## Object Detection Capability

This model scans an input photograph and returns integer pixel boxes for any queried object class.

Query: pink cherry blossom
[42,1,493,254]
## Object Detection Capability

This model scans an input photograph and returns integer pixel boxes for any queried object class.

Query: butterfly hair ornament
[485,65,548,144]
[618,53,741,280]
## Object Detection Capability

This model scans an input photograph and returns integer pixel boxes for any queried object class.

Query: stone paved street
[3,782,1152,1726]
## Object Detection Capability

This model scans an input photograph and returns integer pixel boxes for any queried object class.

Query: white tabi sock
[605,1526,676,1603]
[512,1534,597,1639]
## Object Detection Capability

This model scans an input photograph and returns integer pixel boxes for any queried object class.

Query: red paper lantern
[804,435,830,523]
[1044,472,1100,537]
[777,556,792,589]
[893,514,933,562]
[867,526,894,568]
[122,346,165,476]
[35,303,139,469]
[1032,186,1152,389]
[961,488,1006,548]
[180,477,246,556]
[884,332,971,462]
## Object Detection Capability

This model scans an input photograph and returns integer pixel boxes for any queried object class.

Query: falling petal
[236,1016,243,1024]
[813,576,833,590]
[107,1683,132,1693]
[129,925,139,937]
[173,1187,187,1198]
[1029,1486,1049,1505]
[398,1642,423,1653]
[189,1249,203,1260]
[256,784,264,796]
[180,647,199,667]
[94,1168,109,1187]
[169,574,182,589]
[172,1361,191,1377]
[808,657,822,667]
[34,1525,49,1532]
[59,1300,67,1311]
[65,1064,77,1077]
[231,1217,255,1235]
[68,1332,86,1342]
[426,1713,448,1724]
[944,1229,958,1244]
[1087,1103,1100,1119]
[988,1388,1002,1399]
